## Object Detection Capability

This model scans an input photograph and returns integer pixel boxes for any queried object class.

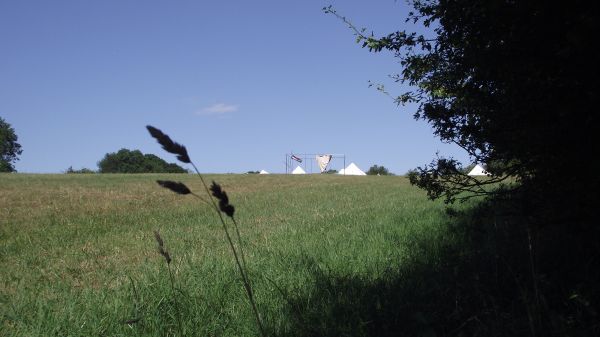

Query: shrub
[65,166,95,174]
[98,148,187,173]
[367,165,392,176]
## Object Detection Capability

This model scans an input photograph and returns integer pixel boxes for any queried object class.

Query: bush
[65,166,95,174]
[0,117,22,172]
[98,149,187,173]
[367,165,392,176]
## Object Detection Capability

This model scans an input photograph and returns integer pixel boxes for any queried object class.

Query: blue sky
[1,0,469,174]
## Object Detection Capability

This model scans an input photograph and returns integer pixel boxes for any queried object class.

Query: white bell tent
[338,163,366,176]
[467,164,489,176]
[291,166,306,174]
[259,170,269,174]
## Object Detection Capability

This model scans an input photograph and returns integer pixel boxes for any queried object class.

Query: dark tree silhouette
[65,166,95,174]
[327,1,598,208]
[0,117,23,172]
[98,149,187,173]
[366,165,391,176]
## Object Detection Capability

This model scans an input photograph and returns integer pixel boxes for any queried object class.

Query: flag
[316,155,332,173]
[291,154,302,163]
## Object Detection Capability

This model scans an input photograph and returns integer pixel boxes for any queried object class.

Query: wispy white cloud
[198,103,239,115]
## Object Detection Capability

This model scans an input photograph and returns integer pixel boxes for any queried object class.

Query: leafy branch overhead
[326,1,598,204]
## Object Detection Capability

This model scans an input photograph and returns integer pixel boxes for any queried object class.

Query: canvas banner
[316,154,332,173]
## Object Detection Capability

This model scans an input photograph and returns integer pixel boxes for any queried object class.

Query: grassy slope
[1,173,463,336]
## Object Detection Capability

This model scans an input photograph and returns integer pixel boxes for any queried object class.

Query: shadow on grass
[267,197,600,337]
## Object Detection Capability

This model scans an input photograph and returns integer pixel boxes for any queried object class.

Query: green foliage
[65,166,95,174]
[98,148,186,173]
[0,117,23,172]
[328,1,598,205]
[246,170,259,174]
[366,165,392,176]
[323,169,338,174]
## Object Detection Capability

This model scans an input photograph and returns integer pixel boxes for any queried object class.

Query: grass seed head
[220,203,235,217]
[209,181,225,201]
[122,317,142,325]
[153,230,172,264]
[153,230,164,247]
[210,181,235,217]
[159,247,172,264]
[146,125,191,163]
[156,180,191,195]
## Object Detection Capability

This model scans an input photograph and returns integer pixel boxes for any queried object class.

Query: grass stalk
[153,230,184,336]
[190,162,264,336]
[167,263,183,336]
[147,126,265,337]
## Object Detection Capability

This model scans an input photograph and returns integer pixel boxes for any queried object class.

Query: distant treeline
[96,148,187,173]
[65,166,95,174]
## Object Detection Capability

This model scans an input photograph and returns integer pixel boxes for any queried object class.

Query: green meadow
[1,173,480,336]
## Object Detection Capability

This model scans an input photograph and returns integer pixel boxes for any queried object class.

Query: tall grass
[146,125,265,336]
[1,172,457,336]
[2,168,597,335]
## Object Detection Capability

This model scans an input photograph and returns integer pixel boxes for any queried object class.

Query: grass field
[1,173,476,336]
